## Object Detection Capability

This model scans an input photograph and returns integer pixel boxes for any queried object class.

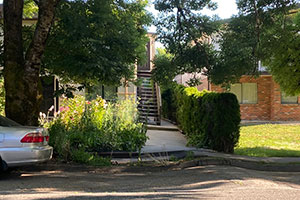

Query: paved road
[1,162,300,200]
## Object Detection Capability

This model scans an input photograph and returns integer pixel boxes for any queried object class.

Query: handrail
[155,82,161,123]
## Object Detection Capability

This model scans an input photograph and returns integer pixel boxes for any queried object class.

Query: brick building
[211,75,300,121]
[175,74,300,121]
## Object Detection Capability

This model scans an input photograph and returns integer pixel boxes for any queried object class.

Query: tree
[43,0,151,87]
[3,0,151,125]
[210,0,299,93]
[152,48,175,86]
[152,0,220,85]
[4,0,60,125]
[263,9,300,95]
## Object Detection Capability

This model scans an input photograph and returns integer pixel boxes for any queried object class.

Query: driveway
[1,162,300,200]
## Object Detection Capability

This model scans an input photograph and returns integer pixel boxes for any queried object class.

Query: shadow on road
[1,161,300,199]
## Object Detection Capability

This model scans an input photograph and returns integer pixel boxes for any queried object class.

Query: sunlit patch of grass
[235,124,300,157]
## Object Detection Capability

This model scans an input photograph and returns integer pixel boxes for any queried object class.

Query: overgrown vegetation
[162,83,240,153]
[235,124,300,157]
[45,95,147,165]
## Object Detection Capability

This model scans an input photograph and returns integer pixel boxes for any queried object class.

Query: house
[211,75,300,121]
[175,72,300,121]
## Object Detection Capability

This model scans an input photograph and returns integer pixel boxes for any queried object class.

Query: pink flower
[59,106,70,112]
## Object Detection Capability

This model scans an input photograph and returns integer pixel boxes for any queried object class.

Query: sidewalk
[142,120,195,153]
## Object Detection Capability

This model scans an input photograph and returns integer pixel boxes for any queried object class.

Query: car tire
[0,157,3,171]
[0,157,8,172]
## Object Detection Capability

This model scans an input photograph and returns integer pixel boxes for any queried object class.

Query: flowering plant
[46,95,147,164]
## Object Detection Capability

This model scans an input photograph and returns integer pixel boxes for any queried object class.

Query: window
[230,83,257,104]
[117,82,136,100]
[230,84,242,103]
[281,92,298,104]
[86,85,117,101]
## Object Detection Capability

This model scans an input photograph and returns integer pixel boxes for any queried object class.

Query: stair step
[139,113,159,117]
[137,87,155,91]
[138,108,158,112]
[140,115,160,120]
[137,72,152,77]
[139,99,157,102]
[141,84,152,88]
[137,93,155,97]
[139,116,160,124]
[138,95,156,99]
[137,91,155,94]
[138,104,158,108]
[139,100,157,104]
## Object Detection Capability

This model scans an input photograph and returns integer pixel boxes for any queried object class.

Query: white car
[0,116,53,171]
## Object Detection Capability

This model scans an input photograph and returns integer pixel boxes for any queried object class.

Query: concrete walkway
[142,121,195,153]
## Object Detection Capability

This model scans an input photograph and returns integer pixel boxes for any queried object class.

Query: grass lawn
[234,124,300,157]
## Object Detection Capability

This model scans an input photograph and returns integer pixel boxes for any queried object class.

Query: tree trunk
[3,0,26,124]
[4,0,60,126]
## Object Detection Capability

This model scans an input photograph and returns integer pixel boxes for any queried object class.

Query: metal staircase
[137,71,161,125]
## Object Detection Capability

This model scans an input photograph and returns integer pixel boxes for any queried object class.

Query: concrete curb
[110,149,300,172]
[178,156,300,172]
[98,150,190,159]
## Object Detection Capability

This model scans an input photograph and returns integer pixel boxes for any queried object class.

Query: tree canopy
[3,0,151,125]
[264,9,300,95]
[43,0,151,87]
[210,0,299,94]
[153,0,300,96]
[152,0,220,84]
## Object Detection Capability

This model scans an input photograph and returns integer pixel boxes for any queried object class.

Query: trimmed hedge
[161,83,240,153]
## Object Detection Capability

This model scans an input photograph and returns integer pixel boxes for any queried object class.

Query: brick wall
[271,81,300,121]
[211,75,300,121]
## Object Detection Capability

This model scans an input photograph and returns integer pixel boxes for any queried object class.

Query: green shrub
[161,87,177,121]
[47,95,147,164]
[200,93,240,153]
[161,83,240,153]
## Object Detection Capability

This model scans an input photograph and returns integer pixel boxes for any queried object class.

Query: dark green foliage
[152,48,177,86]
[211,0,299,94]
[200,93,241,153]
[264,11,300,95]
[44,0,151,86]
[161,84,177,122]
[161,83,240,153]
[153,0,220,85]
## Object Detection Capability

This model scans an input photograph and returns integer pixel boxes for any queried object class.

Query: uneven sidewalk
[113,120,300,172]
[142,120,195,153]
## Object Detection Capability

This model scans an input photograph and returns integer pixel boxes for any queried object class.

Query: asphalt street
[1,162,300,200]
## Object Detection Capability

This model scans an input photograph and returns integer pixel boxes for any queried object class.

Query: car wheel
[0,157,8,172]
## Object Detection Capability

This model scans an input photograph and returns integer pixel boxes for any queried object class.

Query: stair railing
[155,82,161,124]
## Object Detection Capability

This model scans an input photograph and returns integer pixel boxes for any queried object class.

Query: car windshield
[0,115,22,127]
